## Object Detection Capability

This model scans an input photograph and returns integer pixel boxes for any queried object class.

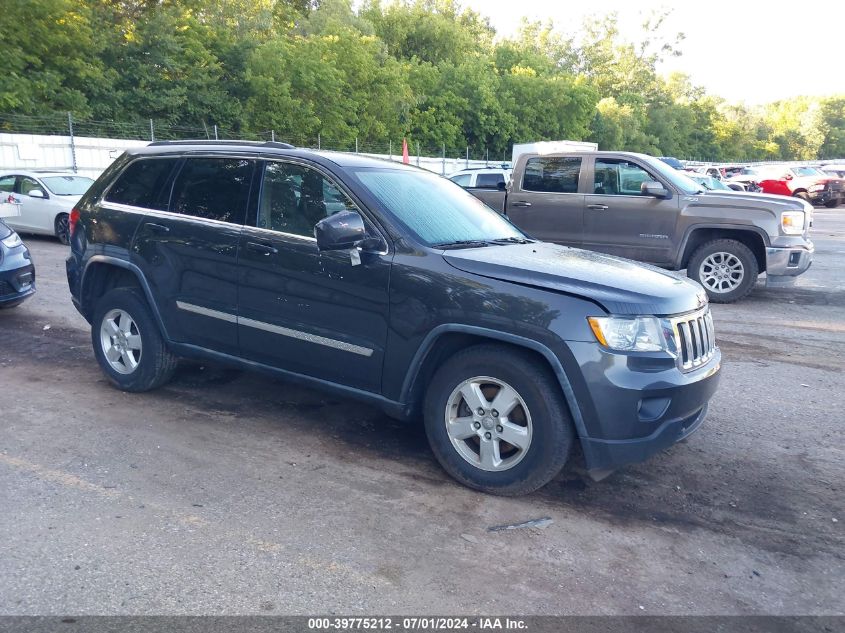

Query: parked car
[757,166,845,208]
[819,165,845,179]
[688,174,745,192]
[0,170,95,244]
[448,167,512,189]
[467,151,814,303]
[726,166,770,192]
[0,218,35,308]
[67,140,721,495]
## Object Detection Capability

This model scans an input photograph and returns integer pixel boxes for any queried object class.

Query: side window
[258,162,356,237]
[20,177,43,196]
[594,159,656,196]
[522,157,581,193]
[170,158,254,224]
[105,158,179,210]
[0,176,15,192]
[475,172,505,188]
[449,174,472,187]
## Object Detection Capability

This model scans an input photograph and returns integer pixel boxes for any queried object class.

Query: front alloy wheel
[698,251,744,295]
[445,376,533,472]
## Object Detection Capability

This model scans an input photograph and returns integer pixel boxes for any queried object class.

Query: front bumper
[0,248,36,307]
[565,341,721,473]
[765,240,813,285]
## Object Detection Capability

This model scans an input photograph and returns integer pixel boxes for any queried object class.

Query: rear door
[581,156,679,265]
[505,155,584,245]
[236,159,391,392]
[129,156,256,356]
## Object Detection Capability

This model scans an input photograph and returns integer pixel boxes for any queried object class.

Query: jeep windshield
[351,167,529,248]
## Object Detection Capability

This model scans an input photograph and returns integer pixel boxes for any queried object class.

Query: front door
[237,160,391,393]
[582,157,679,265]
[505,156,584,245]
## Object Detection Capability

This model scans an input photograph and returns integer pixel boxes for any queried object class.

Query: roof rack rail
[148,140,296,149]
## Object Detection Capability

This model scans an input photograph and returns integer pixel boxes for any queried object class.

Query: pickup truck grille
[670,307,716,372]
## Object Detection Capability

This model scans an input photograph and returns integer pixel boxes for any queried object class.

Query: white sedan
[0,171,94,244]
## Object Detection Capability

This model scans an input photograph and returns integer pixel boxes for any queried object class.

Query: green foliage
[0,0,842,160]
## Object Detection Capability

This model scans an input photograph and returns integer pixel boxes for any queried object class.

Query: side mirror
[315,211,366,251]
[28,189,46,199]
[497,181,506,191]
[641,181,670,198]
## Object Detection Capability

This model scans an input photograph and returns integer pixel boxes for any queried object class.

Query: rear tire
[423,344,575,495]
[688,239,759,303]
[824,199,839,208]
[55,213,70,245]
[91,287,177,392]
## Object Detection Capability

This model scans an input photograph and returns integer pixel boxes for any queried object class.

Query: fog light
[788,252,801,267]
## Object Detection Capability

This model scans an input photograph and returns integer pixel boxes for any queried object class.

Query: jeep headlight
[1,232,22,248]
[781,211,805,235]
[587,316,670,352]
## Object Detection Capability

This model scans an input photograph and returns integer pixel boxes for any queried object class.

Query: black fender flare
[80,255,171,341]
[399,324,589,440]
[674,223,771,269]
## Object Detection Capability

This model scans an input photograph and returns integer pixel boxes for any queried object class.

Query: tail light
[69,208,80,239]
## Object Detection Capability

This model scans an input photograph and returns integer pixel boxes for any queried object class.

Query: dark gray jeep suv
[66,141,721,495]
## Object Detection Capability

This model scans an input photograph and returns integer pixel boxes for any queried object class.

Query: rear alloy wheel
[92,288,177,391]
[424,344,574,495]
[55,213,70,245]
[688,239,759,303]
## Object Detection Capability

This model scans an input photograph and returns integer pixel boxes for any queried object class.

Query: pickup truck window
[594,159,655,196]
[450,174,471,186]
[522,157,580,193]
[352,167,525,247]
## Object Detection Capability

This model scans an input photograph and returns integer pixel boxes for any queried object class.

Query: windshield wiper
[431,239,492,249]
[489,236,533,245]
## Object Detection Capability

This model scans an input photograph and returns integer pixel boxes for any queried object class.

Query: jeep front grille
[670,307,716,371]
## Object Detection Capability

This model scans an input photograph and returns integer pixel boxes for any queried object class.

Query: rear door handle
[146,223,170,233]
[510,201,532,208]
[587,204,609,211]
[246,241,278,256]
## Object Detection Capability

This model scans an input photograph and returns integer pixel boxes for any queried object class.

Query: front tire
[688,239,759,303]
[824,199,839,209]
[54,213,70,245]
[423,344,575,495]
[91,288,177,392]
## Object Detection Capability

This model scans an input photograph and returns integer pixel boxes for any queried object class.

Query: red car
[758,166,845,208]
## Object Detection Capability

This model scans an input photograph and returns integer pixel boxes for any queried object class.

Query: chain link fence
[0,112,511,169]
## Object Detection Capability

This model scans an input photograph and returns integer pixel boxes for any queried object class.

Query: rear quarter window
[522,157,581,193]
[105,158,179,210]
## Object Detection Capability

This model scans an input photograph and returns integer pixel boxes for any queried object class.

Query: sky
[458,0,845,105]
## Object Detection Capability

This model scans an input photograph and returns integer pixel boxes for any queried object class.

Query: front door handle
[587,204,609,211]
[510,201,532,208]
[246,241,278,256]
[146,223,170,233]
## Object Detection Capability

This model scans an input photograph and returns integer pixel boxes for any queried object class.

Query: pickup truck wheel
[92,287,177,392]
[824,199,839,208]
[423,344,574,495]
[688,239,759,303]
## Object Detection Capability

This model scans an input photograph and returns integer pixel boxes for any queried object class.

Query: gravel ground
[0,211,842,615]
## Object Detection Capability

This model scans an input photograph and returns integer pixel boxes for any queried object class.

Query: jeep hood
[443,242,706,316]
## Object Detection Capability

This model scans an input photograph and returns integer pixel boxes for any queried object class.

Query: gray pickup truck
[467,151,814,302]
